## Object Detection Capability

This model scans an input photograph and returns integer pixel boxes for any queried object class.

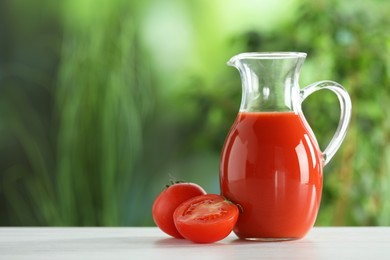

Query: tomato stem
[163,175,188,189]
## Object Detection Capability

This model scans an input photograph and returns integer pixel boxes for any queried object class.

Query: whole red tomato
[152,182,206,238]
[173,194,239,243]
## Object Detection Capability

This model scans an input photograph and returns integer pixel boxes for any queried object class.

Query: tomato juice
[220,111,323,240]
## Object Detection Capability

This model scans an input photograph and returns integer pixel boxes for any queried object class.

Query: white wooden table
[0,227,389,259]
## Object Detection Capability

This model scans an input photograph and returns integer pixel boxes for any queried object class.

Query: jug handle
[300,81,352,166]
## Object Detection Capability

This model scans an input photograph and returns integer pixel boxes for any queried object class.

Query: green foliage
[56,0,155,225]
[0,0,154,226]
[0,0,389,226]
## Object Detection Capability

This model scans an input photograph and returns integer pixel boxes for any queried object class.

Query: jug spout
[228,52,307,112]
[227,52,306,67]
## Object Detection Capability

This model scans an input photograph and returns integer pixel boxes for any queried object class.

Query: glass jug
[220,52,352,241]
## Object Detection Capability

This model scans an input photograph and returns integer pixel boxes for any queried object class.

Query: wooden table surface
[0,227,389,259]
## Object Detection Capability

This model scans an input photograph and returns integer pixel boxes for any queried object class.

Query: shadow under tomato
[227,238,303,244]
[153,237,231,248]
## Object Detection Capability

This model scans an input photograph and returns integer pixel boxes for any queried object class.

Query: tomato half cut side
[173,194,239,243]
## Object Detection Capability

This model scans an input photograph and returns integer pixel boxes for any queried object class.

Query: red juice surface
[220,111,323,239]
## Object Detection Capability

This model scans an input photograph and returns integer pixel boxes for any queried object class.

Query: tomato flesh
[173,194,239,243]
[152,183,206,238]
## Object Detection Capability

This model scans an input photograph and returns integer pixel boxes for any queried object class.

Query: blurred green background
[1,0,390,226]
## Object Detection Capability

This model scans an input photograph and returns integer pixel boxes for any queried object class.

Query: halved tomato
[173,194,239,243]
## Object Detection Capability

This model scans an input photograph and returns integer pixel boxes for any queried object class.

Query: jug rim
[228,52,307,65]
